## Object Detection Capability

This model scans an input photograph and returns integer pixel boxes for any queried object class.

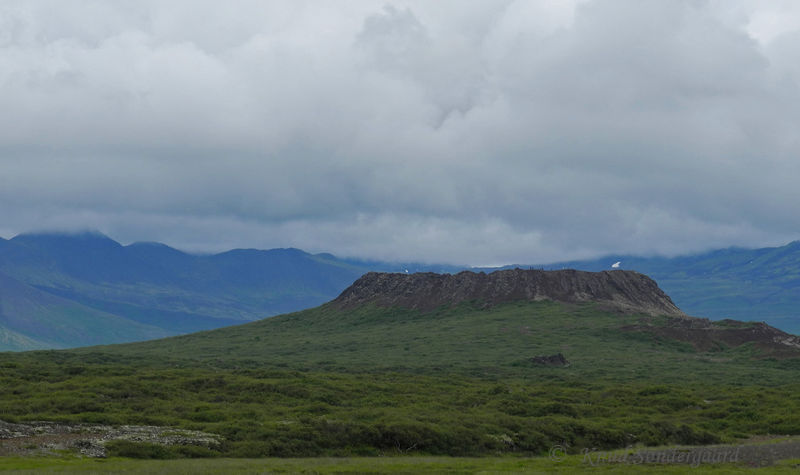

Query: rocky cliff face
[333,269,686,317]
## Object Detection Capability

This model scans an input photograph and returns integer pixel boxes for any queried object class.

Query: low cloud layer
[2,0,799,264]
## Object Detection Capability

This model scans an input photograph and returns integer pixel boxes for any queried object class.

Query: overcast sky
[2,0,800,265]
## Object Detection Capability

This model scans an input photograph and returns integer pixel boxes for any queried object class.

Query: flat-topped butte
[333,268,686,316]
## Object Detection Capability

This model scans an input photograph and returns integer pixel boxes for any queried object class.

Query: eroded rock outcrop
[333,269,686,317]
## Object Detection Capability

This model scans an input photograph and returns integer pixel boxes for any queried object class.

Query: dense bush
[1,300,798,459]
[105,441,221,459]
[0,359,797,458]
[105,441,174,459]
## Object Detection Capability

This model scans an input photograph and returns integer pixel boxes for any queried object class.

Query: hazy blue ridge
[1,231,799,351]
[537,241,800,334]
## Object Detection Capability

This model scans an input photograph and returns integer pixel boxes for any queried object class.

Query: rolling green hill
[82,294,800,383]
[2,270,798,459]
[0,271,168,349]
[0,325,46,352]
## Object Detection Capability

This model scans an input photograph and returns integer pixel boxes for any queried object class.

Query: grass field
[1,453,799,474]
[1,300,799,463]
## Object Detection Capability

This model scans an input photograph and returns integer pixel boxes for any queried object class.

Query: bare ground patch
[0,419,221,458]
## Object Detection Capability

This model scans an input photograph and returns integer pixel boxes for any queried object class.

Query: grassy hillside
[2,298,798,458]
[0,325,47,352]
[0,271,169,350]
[79,300,799,384]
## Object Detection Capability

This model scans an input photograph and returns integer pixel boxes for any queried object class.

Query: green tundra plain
[1,300,799,472]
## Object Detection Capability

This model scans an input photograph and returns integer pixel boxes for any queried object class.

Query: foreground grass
[2,301,799,458]
[3,361,800,456]
[1,455,799,474]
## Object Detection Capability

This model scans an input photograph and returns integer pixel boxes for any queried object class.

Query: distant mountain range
[0,231,457,350]
[538,241,800,335]
[0,231,798,351]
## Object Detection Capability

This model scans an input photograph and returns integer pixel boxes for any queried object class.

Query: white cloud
[1,0,799,264]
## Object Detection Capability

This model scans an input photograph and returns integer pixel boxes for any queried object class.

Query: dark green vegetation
[545,241,800,334]
[2,300,799,459]
[0,232,457,350]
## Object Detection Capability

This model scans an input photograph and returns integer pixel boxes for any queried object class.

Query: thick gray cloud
[1,0,799,265]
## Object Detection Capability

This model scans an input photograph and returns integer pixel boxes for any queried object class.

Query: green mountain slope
[0,325,48,351]
[1,270,798,458]
[0,271,169,351]
[83,270,798,383]
[83,292,800,382]
[0,232,458,350]
[0,232,364,322]
[91,299,798,382]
